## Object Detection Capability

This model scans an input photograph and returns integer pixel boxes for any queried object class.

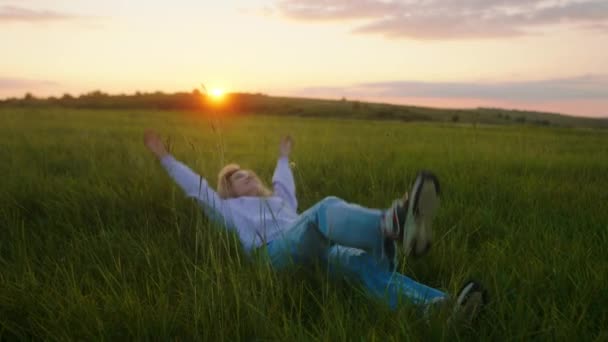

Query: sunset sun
[210,88,225,100]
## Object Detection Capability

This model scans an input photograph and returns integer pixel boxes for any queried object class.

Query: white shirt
[161,155,299,252]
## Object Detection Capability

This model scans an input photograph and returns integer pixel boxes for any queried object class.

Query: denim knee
[319,196,343,206]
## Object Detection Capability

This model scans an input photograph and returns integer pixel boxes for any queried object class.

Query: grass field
[1,107,607,340]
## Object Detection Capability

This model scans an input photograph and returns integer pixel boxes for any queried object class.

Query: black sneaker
[382,171,441,258]
[452,280,488,324]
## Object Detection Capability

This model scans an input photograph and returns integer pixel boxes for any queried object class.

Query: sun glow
[210,88,225,99]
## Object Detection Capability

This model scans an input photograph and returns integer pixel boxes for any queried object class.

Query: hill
[2,90,606,129]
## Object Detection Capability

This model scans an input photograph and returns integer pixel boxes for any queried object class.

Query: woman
[143,129,486,321]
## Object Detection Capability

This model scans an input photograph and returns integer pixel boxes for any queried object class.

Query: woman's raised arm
[144,130,232,226]
[272,135,297,211]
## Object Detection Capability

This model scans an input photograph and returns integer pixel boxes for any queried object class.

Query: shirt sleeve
[272,156,297,211]
[160,155,232,227]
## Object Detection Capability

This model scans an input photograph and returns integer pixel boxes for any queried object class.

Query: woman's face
[229,169,261,197]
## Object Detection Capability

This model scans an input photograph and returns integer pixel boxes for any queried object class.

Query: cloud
[275,0,608,39]
[276,0,400,21]
[0,77,58,90]
[299,74,608,101]
[0,5,75,23]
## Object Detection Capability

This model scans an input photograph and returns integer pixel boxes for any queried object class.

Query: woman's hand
[279,135,294,158]
[144,129,169,159]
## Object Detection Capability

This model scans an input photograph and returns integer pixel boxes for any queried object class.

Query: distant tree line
[0,90,437,121]
[2,90,602,128]
[0,90,270,113]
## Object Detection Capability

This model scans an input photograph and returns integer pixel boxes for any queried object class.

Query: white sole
[455,282,476,307]
[403,172,440,257]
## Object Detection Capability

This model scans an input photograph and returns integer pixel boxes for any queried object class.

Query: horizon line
[1,88,606,120]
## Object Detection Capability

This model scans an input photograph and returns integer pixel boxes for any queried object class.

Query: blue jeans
[263,196,447,310]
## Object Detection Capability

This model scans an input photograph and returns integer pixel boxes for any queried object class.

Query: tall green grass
[1,107,607,340]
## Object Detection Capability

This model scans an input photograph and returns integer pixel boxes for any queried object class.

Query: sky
[1,0,607,117]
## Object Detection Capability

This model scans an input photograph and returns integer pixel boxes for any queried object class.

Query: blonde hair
[217,163,273,199]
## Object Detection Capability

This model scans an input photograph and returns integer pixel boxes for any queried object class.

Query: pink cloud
[0,77,60,97]
[275,0,608,39]
[0,5,76,23]
[291,75,608,117]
